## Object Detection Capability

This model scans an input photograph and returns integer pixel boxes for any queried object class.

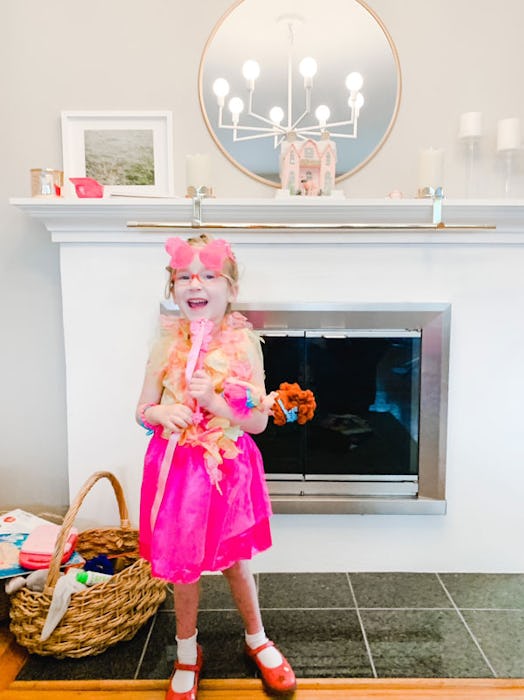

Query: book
[0,510,83,580]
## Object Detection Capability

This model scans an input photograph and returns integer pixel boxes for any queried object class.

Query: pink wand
[150,318,214,530]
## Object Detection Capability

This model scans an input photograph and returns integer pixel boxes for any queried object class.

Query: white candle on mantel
[185,153,211,188]
[418,147,444,189]
[459,112,482,139]
[497,118,521,151]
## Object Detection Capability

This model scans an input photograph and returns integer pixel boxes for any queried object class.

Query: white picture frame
[61,110,174,197]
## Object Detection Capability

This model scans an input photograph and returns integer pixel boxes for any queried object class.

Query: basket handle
[44,471,131,591]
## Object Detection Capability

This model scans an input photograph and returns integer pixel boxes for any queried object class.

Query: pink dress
[139,312,273,584]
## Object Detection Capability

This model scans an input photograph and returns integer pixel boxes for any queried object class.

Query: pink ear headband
[165,237,235,271]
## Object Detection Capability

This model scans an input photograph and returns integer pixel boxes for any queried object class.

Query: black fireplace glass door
[252,334,306,477]
[253,332,421,480]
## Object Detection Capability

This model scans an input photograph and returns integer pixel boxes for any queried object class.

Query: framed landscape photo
[61,110,174,196]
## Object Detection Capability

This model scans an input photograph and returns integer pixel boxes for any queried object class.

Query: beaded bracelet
[245,388,258,409]
[138,402,157,435]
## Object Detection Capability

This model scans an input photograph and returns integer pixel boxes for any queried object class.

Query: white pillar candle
[459,112,482,139]
[185,153,211,188]
[418,147,443,189]
[497,118,521,152]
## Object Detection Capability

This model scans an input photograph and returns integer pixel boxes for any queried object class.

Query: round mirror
[198,0,401,188]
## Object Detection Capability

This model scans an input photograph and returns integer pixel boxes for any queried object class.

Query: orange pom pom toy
[270,382,316,426]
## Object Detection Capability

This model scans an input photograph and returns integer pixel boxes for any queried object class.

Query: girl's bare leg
[222,560,263,634]
[222,560,296,692]
[170,581,200,695]
[173,580,200,638]
[222,561,283,664]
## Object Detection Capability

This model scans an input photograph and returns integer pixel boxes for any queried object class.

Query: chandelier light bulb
[299,57,318,78]
[228,97,245,114]
[269,106,284,124]
[212,78,230,107]
[213,78,230,98]
[349,93,365,111]
[345,71,364,92]
[228,97,245,118]
[315,104,331,126]
[242,59,261,81]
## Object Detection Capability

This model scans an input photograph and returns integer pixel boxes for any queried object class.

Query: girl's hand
[188,370,216,410]
[147,403,194,432]
[260,390,279,415]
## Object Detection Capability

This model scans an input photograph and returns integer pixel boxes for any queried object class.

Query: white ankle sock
[245,628,283,669]
[171,630,198,693]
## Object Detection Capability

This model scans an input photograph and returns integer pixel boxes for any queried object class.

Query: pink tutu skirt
[139,429,273,584]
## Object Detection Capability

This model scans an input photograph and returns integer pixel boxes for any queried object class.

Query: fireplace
[240,303,450,514]
[12,196,524,571]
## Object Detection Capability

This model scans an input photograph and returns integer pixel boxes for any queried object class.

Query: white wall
[2,1,524,565]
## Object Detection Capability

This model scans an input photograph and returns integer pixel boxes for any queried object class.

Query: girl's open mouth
[187,299,208,309]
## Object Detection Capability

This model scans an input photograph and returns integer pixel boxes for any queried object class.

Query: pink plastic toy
[69,177,104,198]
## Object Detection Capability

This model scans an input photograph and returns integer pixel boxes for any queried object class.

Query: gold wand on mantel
[126,221,496,231]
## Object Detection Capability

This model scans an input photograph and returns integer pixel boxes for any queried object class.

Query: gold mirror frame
[198,0,402,188]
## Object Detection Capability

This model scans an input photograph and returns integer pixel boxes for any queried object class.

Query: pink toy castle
[279,132,337,196]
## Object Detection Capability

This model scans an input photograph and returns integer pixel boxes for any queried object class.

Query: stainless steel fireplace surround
[239,303,450,515]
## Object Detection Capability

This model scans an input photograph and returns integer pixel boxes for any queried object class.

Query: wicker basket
[8,471,166,658]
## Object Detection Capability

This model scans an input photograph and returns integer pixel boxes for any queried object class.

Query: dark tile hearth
[14,572,524,681]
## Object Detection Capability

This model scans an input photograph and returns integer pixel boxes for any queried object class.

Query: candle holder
[185,153,212,199]
[460,136,480,198]
[500,149,516,198]
[458,112,482,197]
[496,118,521,196]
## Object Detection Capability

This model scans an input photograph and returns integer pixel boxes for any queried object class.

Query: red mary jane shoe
[165,644,204,700]
[245,640,297,695]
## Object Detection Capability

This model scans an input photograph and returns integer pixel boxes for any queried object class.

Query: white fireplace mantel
[10,196,524,244]
[12,196,524,573]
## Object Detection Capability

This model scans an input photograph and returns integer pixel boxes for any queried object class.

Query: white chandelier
[211,18,364,148]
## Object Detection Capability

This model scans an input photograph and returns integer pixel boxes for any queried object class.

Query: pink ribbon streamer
[150,319,213,531]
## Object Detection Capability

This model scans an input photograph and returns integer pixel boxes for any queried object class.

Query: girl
[136,234,296,700]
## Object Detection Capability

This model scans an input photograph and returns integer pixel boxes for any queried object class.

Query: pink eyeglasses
[173,269,229,286]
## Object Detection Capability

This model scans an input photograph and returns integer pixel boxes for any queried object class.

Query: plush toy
[223,379,316,425]
[83,554,114,575]
[270,382,316,426]
[5,568,55,594]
